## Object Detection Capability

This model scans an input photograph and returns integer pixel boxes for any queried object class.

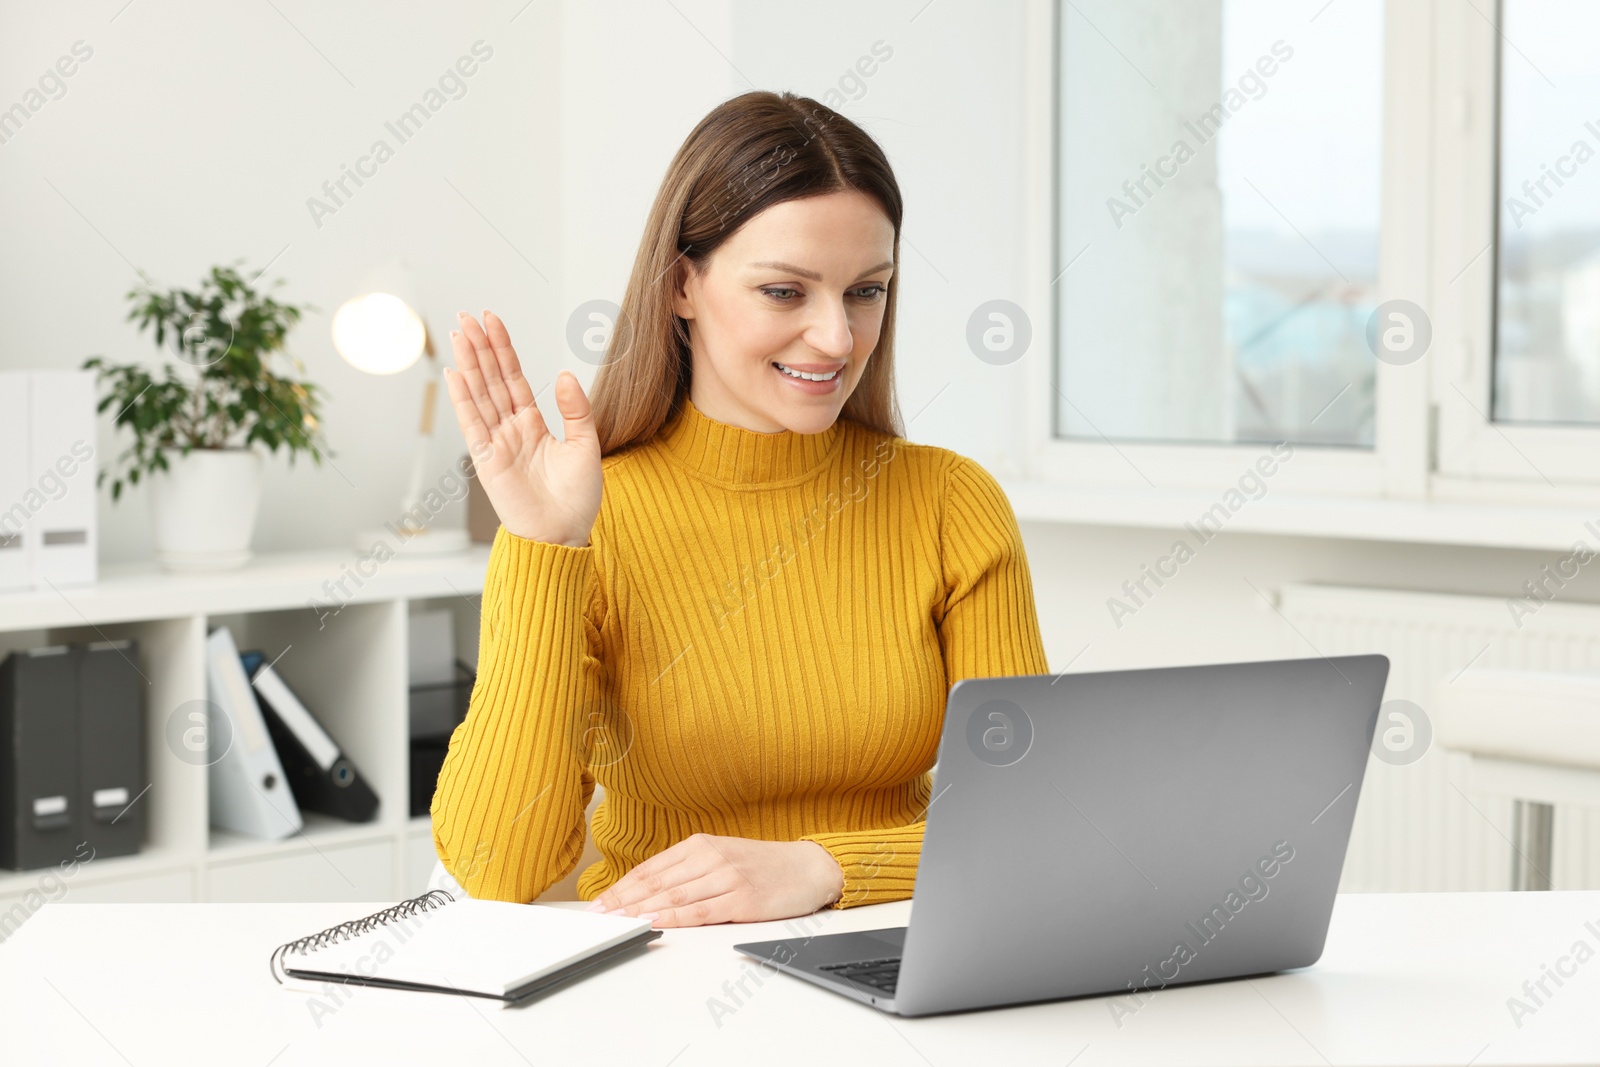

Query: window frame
[1432,0,1600,496]
[1024,0,1600,508]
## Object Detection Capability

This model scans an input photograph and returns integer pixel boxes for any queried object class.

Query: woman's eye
[761,285,886,303]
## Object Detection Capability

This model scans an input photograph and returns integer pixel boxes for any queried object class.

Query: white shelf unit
[0,546,492,918]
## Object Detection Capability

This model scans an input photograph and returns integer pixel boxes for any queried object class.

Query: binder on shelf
[239,649,380,823]
[0,639,144,870]
[0,646,79,870]
[205,626,301,840]
[0,371,31,593]
[26,369,97,588]
[408,658,475,818]
[409,606,474,817]
[77,639,145,859]
[408,608,457,688]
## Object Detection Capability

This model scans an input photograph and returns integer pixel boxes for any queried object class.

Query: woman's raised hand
[445,310,602,548]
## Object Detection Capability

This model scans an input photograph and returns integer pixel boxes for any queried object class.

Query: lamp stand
[353,323,470,557]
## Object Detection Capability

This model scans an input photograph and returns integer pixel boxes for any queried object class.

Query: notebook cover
[273,897,660,1004]
[282,927,661,1006]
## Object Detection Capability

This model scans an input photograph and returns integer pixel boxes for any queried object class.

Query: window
[1031,0,1600,499]
[1055,0,1385,448]
[1432,0,1600,488]
[1493,0,1600,426]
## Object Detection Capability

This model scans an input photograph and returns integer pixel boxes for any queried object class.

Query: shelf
[0,544,492,630]
[0,845,191,900]
[0,544,491,910]
[207,812,397,862]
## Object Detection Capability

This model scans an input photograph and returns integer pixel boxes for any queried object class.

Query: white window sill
[999,480,1599,554]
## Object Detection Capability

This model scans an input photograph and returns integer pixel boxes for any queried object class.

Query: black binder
[0,640,144,870]
[239,650,379,823]
[0,646,78,870]
[408,659,475,817]
[78,639,145,859]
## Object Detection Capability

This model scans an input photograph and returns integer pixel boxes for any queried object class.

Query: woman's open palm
[445,310,601,548]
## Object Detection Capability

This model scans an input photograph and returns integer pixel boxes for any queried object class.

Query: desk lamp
[330,290,470,556]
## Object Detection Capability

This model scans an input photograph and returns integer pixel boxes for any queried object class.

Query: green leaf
[85,262,327,498]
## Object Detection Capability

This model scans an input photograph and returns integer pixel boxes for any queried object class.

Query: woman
[432,89,1047,928]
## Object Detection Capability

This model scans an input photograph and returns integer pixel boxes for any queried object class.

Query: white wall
[5,3,1597,685]
[1,0,1033,545]
[1,0,563,559]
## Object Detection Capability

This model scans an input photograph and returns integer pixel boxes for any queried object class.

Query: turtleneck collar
[655,393,844,486]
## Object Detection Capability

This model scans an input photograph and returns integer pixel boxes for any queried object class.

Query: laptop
[733,653,1390,1017]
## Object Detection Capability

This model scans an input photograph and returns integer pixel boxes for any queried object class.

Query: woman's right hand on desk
[445,310,601,549]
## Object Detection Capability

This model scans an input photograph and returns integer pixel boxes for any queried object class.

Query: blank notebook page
[283,899,656,997]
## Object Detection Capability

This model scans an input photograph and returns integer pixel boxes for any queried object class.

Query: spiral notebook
[269,890,661,1006]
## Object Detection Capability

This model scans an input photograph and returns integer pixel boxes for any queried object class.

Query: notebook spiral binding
[269,888,457,984]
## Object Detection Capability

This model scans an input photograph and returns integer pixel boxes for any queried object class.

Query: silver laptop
[733,654,1390,1017]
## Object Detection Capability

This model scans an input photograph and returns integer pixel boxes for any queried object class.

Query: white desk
[2,892,1597,1066]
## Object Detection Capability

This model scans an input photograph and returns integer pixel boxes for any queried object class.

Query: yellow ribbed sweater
[431,393,1048,908]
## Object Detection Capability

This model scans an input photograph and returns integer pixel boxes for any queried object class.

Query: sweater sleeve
[430,524,606,903]
[800,453,1050,907]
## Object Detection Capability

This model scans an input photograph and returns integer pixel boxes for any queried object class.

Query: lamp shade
[331,292,427,375]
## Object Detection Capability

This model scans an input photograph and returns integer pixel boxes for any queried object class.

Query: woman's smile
[773,360,845,393]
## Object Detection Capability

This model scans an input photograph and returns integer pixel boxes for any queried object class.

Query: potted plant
[82,261,332,571]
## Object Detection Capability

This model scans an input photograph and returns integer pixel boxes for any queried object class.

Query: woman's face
[672,189,895,434]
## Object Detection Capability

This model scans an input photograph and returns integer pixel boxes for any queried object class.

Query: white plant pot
[148,447,263,571]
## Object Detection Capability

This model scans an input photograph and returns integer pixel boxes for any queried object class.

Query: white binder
[27,369,97,587]
[0,372,30,592]
[205,625,302,839]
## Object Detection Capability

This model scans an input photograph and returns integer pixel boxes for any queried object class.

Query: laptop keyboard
[818,955,901,994]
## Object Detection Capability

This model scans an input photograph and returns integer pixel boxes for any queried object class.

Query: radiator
[1278,583,1600,892]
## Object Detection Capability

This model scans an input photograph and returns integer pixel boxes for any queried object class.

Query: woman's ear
[669,257,697,322]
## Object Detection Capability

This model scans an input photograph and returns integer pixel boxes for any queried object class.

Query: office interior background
[4,0,1600,926]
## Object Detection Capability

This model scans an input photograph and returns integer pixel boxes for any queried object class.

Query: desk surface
[1,891,1597,1066]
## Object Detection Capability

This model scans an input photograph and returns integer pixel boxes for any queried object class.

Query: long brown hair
[589,90,905,456]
